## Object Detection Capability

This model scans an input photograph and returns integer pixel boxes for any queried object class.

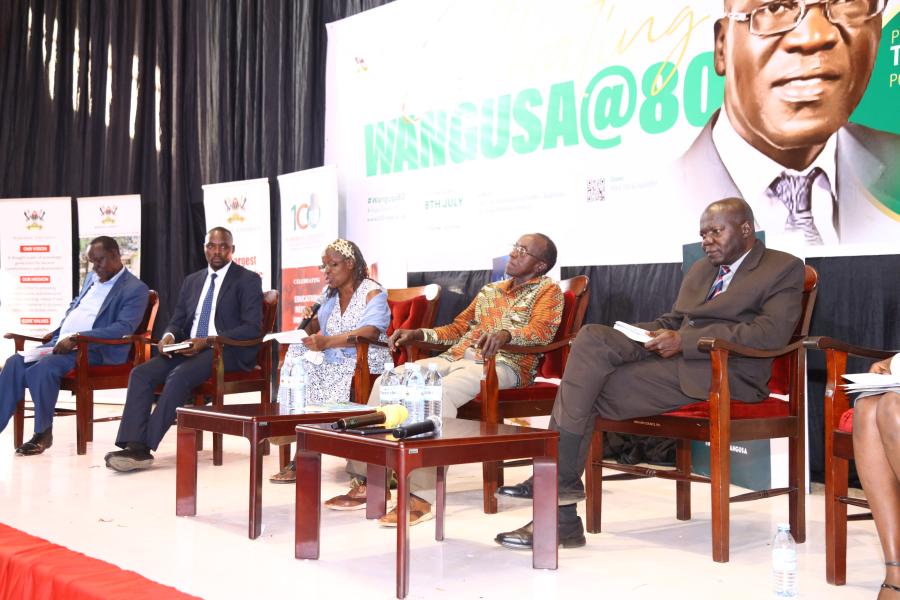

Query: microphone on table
[331,404,409,431]
[297,302,321,330]
[391,416,441,439]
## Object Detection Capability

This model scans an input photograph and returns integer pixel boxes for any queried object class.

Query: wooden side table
[175,402,374,539]
[294,417,558,599]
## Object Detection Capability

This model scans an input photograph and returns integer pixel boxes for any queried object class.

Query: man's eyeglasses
[510,243,543,261]
[725,0,885,37]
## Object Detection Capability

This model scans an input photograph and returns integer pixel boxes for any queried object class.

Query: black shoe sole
[494,535,587,550]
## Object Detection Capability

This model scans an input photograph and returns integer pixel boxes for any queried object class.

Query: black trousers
[115,350,241,451]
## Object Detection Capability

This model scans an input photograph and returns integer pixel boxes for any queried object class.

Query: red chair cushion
[767,355,790,395]
[61,364,133,380]
[838,408,853,433]
[537,290,577,379]
[387,295,429,366]
[663,396,790,419]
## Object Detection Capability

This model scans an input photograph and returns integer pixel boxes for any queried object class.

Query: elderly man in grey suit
[495,198,806,549]
[677,0,899,245]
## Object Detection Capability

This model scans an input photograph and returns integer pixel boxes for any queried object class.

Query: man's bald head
[699,198,756,266]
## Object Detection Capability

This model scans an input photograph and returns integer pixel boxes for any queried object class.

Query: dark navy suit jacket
[164,262,263,371]
[47,269,150,365]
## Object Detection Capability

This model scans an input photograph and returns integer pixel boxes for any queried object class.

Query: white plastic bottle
[422,362,443,433]
[277,359,293,409]
[286,360,307,412]
[401,363,425,425]
[772,524,798,597]
[379,361,402,406]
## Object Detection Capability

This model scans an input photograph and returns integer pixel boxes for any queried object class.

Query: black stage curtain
[0,0,392,332]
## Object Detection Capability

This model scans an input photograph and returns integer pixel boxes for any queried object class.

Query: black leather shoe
[16,428,53,456]
[105,444,154,472]
[497,478,586,505]
[495,518,586,550]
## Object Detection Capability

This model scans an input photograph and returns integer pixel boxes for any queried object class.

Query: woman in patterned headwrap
[270,239,390,482]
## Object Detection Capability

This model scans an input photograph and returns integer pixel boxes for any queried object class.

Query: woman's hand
[302,334,329,352]
[870,356,893,374]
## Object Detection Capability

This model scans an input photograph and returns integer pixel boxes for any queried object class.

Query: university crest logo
[24,209,45,230]
[99,205,118,225]
[224,196,247,223]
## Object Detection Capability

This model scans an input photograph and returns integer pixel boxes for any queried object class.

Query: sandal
[883,561,900,593]
[269,461,296,484]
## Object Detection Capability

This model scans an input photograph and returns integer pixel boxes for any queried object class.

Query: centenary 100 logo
[24,209,46,230]
[291,194,321,230]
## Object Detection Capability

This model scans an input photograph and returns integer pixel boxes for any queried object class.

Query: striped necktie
[706,266,730,302]
[196,273,217,338]
[768,167,825,245]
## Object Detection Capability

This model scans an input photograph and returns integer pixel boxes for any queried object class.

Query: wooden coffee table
[294,417,559,599]
[175,402,374,539]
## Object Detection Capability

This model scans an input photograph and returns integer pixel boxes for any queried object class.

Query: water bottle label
[772,549,797,570]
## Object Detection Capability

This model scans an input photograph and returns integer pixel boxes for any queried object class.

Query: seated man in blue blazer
[105,226,262,472]
[0,236,150,455]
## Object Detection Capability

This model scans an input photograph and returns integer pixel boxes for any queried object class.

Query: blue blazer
[164,262,263,371]
[48,269,150,365]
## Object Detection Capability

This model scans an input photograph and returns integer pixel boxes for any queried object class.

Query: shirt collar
[501,275,544,293]
[725,247,751,274]
[207,261,232,279]
[93,266,126,287]
[713,107,837,206]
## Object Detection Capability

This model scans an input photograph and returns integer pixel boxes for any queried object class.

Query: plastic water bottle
[277,360,293,409]
[379,361,402,406]
[289,360,308,410]
[422,362,443,433]
[401,363,425,425]
[772,524,798,597]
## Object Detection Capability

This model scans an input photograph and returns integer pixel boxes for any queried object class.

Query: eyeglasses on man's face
[510,243,542,260]
[725,0,885,37]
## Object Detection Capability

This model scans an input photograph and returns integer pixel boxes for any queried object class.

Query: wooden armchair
[585,265,818,563]
[193,290,279,465]
[803,336,895,585]
[452,275,591,513]
[8,290,159,455]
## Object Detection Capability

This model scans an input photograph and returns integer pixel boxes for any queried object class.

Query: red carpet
[0,523,198,600]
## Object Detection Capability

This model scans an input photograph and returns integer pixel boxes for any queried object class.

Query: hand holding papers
[613,321,652,344]
[161,341,193,353]
[263,329,324,365]
[842,354,900,398]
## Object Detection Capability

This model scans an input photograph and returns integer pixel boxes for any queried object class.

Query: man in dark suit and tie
[494,198,806,549]
[105,227,262,472]
[0,236,149,455]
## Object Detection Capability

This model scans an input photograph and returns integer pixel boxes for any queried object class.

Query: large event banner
[277,166,340,328]
[0,197,73,359]
[76,194,141,287]
[325,0,900,272]
[202,178,272,289]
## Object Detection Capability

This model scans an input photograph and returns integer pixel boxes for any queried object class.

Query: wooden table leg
[176,424,198,517]
[295,447,321,560]
[435,466,445,541]
[532,455,558,570]
[396,459,410,599]
[248,428,264,539]
[366,464,388,520]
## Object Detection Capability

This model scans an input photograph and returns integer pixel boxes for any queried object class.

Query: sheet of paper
[18,346,53,363]
[613,321,651,343]
[263,329,309,344]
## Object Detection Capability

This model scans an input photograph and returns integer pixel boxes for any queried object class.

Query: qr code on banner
[586,177,606,203]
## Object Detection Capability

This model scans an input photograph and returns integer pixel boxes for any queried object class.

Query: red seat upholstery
[838,408,853,433]
[665,396,790,420]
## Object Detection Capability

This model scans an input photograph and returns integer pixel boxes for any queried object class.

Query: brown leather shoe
[377,494,433,527]
[15,428,53,456]
[324,478,391,511]
[269,461,296,484]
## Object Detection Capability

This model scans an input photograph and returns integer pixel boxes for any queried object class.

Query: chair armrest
[4,332,47,343]
[697,337,805,359]
[803,336,896,360]
[72,334,133,346]
[404,339,451,353]
[495,337,574,356]
[347,334,389,349]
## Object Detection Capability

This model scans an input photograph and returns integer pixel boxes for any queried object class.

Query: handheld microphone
[297,302,321,330]
[391,416,441,439]
[331,405,408,430]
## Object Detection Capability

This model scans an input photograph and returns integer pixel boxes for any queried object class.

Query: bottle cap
[428,362,438,371]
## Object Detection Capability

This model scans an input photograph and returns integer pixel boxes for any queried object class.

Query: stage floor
[0,392,881,599]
